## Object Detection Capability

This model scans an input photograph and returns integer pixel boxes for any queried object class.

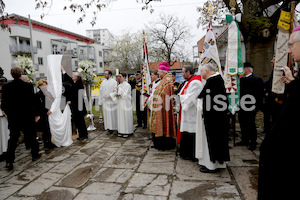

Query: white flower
[77,68,83,73]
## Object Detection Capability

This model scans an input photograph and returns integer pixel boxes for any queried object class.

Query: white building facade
[0,14,105,80]
[86,28,113,48]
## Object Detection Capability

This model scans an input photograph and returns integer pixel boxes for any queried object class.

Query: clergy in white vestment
[99,70,118,134]
[197,64,230,173]
[178,65,203,161]
[0,107,9,158]
[148,70,160,126]
[114,73,133,138]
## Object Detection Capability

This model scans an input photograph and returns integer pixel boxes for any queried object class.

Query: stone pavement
[0,127,263,200]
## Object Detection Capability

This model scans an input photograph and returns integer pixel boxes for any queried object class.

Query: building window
[52,45,58,54]
[38,57,43,65]
[37,41,42,49]
[99,51,102,57]
[39,73,45,77]
[75,60,78,67]
[100,62,103,68]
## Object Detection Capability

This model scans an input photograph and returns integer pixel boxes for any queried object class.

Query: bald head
[288,31,300,63]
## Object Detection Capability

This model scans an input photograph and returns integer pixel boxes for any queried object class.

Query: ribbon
[226,13,242,23]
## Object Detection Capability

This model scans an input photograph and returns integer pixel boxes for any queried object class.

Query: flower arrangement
[78,59,97,86]
[14,55,36,83]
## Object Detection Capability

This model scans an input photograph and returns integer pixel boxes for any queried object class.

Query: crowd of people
[0,25,300,199]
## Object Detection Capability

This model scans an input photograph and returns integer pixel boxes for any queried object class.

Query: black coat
[62,73,87,117]
[240,73,264,111]
[198,74,230,163]
[35,90,53,131]
[2,79,38,126]
[258,78,300,200]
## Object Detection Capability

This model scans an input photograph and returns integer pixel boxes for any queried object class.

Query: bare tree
[109,31,143,71]
[146,13,192,66]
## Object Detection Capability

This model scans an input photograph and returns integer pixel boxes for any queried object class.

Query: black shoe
[44,143,56,149]
[77,136,88,141]
[32,153,42,161]
[143,126,147,129]
[135,125,142,128]
[5,163,13,170]
[200,166,216,173]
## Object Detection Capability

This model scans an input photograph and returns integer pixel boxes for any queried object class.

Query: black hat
[244,62,253,68]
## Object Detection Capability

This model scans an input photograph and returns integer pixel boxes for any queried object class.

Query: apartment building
[86,28,113,48]
[0,14,105,80]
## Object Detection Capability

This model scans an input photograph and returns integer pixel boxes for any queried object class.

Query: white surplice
[99,77,118,130]
[0,108,9,154]
[179,79,203,133]
[47,55,73,147]
[114,81,133,135]
[196,99,226,170]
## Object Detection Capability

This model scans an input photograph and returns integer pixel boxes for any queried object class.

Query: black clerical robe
[198,73,230,163]
[258,78,300,200]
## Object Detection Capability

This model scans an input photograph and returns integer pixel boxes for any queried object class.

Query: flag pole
[288,1,296,69]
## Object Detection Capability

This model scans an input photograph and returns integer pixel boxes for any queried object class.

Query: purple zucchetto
[293,25,300,32]
[158,62,170,72]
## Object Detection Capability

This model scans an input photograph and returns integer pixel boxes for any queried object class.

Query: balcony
[78,53,95,60]
[9,44,37,56]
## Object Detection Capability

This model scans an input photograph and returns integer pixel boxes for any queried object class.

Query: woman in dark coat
[35,80,56,149]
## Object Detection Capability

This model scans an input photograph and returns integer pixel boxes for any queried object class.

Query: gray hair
[183,65,195,74]
[203,63,217,72]
[73,72,81,78]
[21,75,30,83]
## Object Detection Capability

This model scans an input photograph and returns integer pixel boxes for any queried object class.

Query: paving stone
[74,193,120,200]
[230,166,258,200]
[75,140,105,155]
[6,197,35,200]
[170,180,241,200]
[84,147,117,163]
[115,146,148,157]
[0,184,23,200]
[18,172,63,196]
[103,155,141,169]
[49,154,89,174]
[80,182,122,195]
[176,158,231,181]
[143,175,171,196]
[5,162,56,185]
[46,145,81,162]
[123,139,152,147]
[138,162,174,175]
[57,163,100,188]
[92,168,134,183]
[126,173,157,190]
[102,141,124,148]
[122,194,167,200]
[42,186,80,199]
[142,150,176,163]
[228,155,259,167]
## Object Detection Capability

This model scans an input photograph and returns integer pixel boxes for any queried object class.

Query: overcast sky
[4,0,207,60]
